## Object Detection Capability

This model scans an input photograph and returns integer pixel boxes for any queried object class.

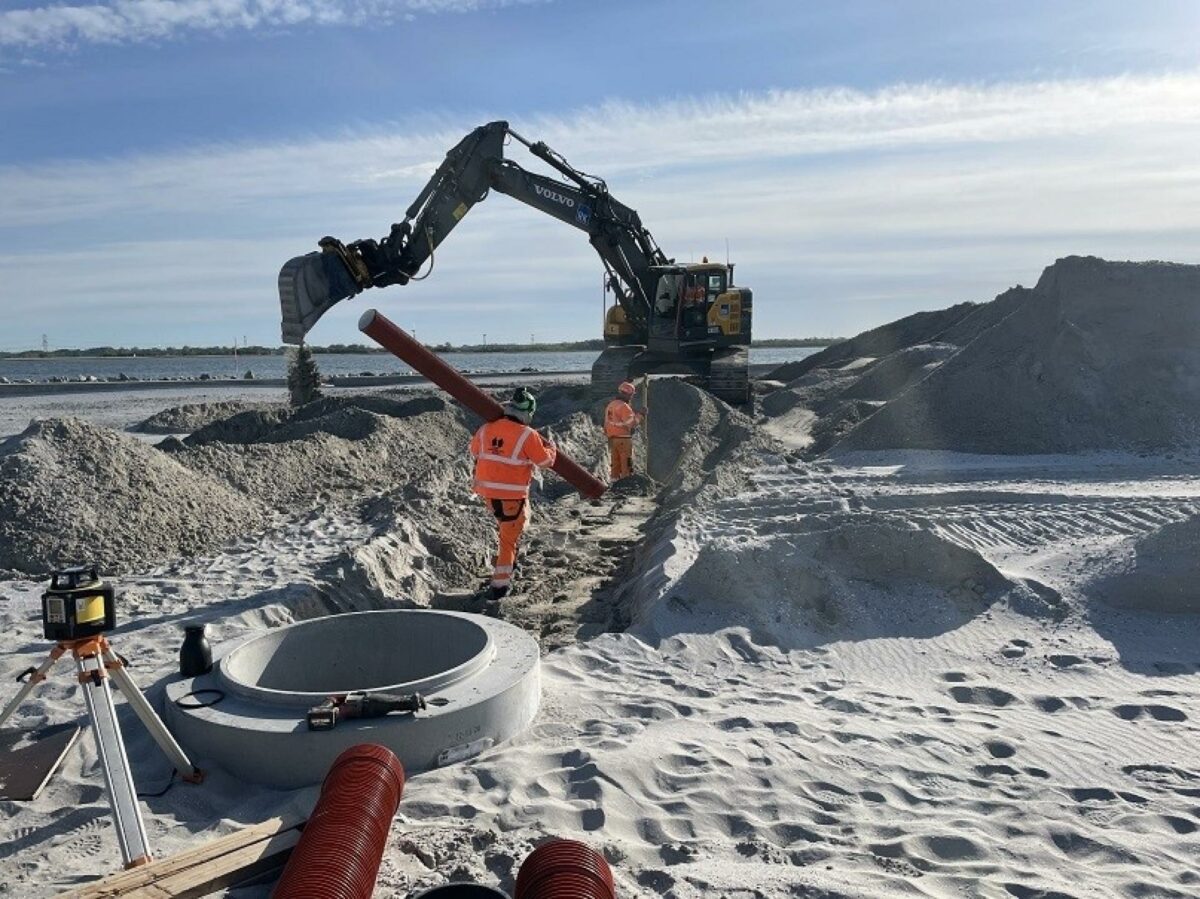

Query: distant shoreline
[0,338,837,360]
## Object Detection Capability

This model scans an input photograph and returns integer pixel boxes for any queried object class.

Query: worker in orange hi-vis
[604,381,644,481]
[469,387,557,602]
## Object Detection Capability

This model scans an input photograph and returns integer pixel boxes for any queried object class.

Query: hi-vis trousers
[608,436,633,480]
[485,498,527,589]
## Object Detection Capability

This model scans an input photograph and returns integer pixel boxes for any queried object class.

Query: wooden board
[59,814,305,899]
[0,724,81,801]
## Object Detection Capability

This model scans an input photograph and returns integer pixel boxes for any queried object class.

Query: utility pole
[483,333,487,347]
[41,334,48,354]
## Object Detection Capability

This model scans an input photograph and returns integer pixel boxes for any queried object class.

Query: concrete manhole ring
[165,610,540,788]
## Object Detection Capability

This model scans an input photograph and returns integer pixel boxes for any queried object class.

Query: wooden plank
[127,827,303,899]
[59,815,304,899]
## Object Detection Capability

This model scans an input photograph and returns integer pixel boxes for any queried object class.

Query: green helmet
[503,387,537,424]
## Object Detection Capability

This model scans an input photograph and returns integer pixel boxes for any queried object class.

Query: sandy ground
[2,369,1199,897]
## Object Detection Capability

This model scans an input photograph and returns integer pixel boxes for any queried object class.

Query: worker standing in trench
[469,388,557,602]
[604,381,644,481]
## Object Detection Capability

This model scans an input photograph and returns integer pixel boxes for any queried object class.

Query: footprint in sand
[948,685,1018,707]
[1112,704,1188,722]
[1047,654,1087,669]
[1034,696,1067,713]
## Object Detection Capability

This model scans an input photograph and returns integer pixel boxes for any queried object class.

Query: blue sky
[1,0,1199,349]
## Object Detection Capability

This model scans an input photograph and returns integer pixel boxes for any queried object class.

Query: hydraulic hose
[514,839,615,899]
[271,743,406,899]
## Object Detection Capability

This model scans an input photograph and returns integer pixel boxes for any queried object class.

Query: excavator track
[706,347,752,407]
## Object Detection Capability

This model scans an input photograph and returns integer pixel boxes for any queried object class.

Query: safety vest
[469,417,556,499]
[604,399,637,438]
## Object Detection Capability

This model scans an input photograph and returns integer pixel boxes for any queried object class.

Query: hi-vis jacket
[604,398,638,438]
[469,417,557,499]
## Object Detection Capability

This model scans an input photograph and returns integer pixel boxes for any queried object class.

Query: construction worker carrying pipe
[604,381,644,481]
[469,387,557,602]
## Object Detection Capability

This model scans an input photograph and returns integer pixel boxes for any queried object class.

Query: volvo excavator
[278,120,753,404]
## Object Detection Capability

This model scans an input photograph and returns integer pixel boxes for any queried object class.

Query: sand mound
[768,302,979,382]
[839,342,958,402]
[1088,516,1200,614]
[633,520,1050,649]
[0,419,266,575]
[169,403,472,510]
[838,257,1200,453]
[185,394,448,446]
[643,379,757,489]
[132,400,277,434]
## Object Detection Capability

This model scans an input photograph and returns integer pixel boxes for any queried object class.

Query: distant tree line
[0,336,838,359]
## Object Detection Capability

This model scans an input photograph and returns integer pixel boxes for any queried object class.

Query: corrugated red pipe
[514,839,615,899]
[271,743,406,899]
[359,308,607,500]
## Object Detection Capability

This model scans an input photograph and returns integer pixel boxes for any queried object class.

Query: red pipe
[515,839,615,899]
[271,743,406,899]
[358,309,607,500]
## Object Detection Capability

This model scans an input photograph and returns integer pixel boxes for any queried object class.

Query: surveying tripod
[0,634,203,868]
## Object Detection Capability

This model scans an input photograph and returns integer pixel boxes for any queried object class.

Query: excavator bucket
[278,250,361,345]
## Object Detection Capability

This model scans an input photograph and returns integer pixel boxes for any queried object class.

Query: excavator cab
[647,262,750,351]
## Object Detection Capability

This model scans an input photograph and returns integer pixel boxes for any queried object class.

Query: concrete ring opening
[165,610,540,788]
[220,612,494,707]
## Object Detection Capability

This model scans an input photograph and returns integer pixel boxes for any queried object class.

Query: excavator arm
[279,120,669,344]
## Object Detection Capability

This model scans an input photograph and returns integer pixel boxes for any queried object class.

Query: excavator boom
[278,120,753,404]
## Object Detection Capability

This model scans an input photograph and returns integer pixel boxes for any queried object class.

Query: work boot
[489,584,509,602]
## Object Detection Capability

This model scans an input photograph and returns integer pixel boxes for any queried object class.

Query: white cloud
[1,72,1199,346]
[0,0,530,50]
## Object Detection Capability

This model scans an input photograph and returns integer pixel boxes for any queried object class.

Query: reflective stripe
[476,452,533,467]
[474,479,530,495]
[491,576,511,586]
[511,426,533,460]
[493,565,514,574]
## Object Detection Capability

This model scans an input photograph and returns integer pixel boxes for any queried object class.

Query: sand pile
[632,520,1054,649]
[838,257,1200,453]
[1088,515,1200,614]
[164,396,472,510]
[132,400,276,434]
[769,302,978,383]
[0,418,266,575]
[643,379,757,489]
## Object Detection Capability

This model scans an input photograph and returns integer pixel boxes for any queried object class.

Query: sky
[1,0,1199,349]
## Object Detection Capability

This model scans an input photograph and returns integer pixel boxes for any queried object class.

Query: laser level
[41,564,116,641]
[2,567,203,870]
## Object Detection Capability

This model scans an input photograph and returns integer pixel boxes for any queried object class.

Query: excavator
[278,120,753,405]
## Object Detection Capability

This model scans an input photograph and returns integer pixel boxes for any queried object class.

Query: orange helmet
[618,381,636,397]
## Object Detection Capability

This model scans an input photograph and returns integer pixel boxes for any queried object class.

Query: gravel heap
[0,419,266,575]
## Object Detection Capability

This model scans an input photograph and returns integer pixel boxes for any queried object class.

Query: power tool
[306,691,427,731]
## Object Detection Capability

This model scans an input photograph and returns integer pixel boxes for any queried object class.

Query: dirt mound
[838,257,1200,453]
[1088,516,1200,614]
[132,400,277,434]
[633,520,1057,649]
[0,419,266,575]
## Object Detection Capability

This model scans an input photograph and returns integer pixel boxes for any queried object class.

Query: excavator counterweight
[278,120,754,404]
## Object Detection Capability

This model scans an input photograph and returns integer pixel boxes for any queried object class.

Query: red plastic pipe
[271,743,406,899]
[514,839,616,899]
[358,309,607,500]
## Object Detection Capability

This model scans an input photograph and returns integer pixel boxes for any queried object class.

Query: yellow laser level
[41,564,115,641]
